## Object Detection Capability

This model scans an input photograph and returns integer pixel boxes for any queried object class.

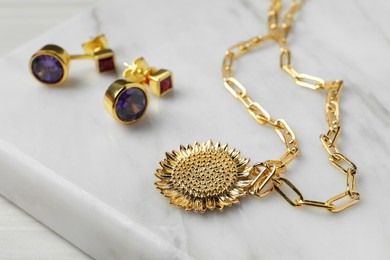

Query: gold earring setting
[122,57,173,97]
[30,35,116,86]
[104,57,173,124]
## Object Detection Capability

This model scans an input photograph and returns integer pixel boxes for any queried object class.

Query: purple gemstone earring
[104,57,173,124]
[29,35,116,86]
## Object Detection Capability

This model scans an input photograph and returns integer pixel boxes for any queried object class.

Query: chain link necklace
[155,0,359,213]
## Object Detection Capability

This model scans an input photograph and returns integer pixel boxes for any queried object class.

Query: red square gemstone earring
[29,35,116,86]
[104,57,174,124]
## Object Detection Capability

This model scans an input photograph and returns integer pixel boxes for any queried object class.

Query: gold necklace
[155,0,359,213]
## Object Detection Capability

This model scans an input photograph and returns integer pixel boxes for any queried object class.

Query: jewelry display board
[0,0,388,259]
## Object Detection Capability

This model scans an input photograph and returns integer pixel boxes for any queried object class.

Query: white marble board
[0,0,389,259]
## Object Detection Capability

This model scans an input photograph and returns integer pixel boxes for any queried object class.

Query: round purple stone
[31,55,64,84]
[115,87,147,122]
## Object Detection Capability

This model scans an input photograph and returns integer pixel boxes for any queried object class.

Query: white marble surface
[0,196,90,259]
[0,1,96,259]
[0,0,389,259]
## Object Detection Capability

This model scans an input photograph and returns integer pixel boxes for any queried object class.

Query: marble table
[0,1,94,258]
[0,0,389,259]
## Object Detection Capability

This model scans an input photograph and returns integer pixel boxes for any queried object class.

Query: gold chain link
[222,0,359,213]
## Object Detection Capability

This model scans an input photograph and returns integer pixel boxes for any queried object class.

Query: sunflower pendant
[155,140,253,212]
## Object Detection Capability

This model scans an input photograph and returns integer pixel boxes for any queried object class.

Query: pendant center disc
[173,150,237,198]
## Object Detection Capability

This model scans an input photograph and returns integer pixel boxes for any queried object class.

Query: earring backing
[104,57,174,124]
[29,35,116,86]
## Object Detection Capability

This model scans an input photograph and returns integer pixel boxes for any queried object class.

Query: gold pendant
[155,140,252,212]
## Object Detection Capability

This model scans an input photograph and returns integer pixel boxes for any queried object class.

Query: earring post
[70,54,94,60]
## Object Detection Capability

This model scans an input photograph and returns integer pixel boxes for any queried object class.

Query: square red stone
[98,57,115,72]
[160,76,172,94]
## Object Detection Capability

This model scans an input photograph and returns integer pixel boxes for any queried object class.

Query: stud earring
[104,57,173,124]
[30,35,116,86]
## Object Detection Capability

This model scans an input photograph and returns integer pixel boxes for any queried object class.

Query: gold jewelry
[155,0,359,213]
[30,35,116,86]
[104,57,173,124]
